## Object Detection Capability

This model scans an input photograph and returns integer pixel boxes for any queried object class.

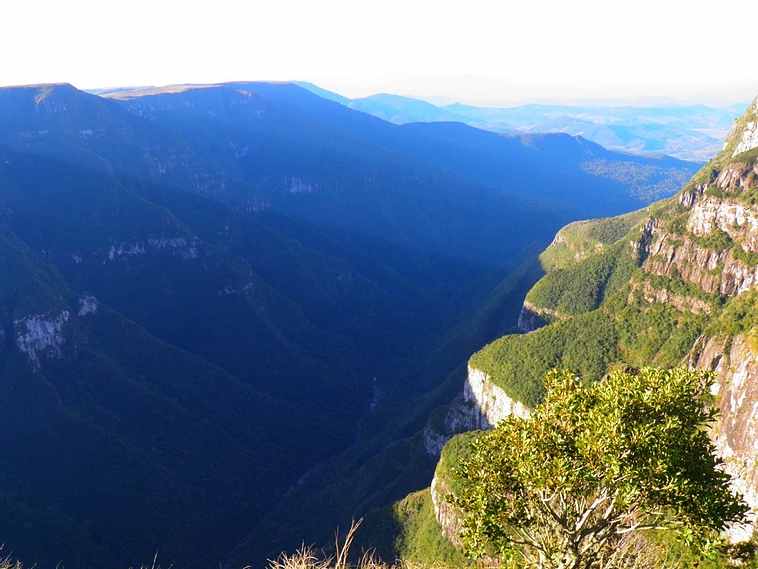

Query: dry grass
[265,520,453,569]
[266,520,386,569]
[0,552,22,569]
[263,521,730,569]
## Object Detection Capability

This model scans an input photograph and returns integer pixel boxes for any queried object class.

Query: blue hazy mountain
[349,93,468,124]
[297,82,743,161]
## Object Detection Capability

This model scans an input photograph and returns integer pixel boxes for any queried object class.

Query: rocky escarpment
[413,98,758,557]
[422,399,472,457]
[614,132,758,540]
[628,278,713,315]
[730,97,758,157]
[427,169,758,550]
[427,365,533,541]
[14,309,71,370]
[641,230,756,297]
[687,194,758,254]
[430,473,463,547]
[464,366,530,427]
[9,295,100,371]
[679,165,758,253]
[517,301,565,332]
[631,156,758,312]
[688,333,758,541]
[429,331,758,550]
[429,184,757,548]
[423,365,531,456]
[517,302,548,332]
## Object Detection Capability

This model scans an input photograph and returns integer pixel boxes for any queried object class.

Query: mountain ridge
[294,82,742,161]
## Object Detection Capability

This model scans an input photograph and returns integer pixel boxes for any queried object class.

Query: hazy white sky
[2,0,756,105]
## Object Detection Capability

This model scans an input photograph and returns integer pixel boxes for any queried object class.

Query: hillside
[379,96,758,565]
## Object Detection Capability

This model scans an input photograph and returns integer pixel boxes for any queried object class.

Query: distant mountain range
[295,82,745,161]
[0,81,700,568]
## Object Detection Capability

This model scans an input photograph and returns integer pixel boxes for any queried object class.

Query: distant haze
[2,0,757,106]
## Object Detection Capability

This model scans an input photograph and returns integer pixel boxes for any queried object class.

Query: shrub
[451,368,748,569]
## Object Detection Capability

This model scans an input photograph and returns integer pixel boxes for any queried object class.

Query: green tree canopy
[451,367,748,569]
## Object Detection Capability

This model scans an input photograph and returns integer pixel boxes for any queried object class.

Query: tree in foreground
[451,367,749,569]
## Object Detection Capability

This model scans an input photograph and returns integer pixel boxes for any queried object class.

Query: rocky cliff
[415,96,758,552]
[688,332,758,541]
[430,473,462,547]
[517,301,557,332]
[423,365,531,456]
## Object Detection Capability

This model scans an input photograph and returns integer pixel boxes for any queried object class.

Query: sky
[2,0,757,106]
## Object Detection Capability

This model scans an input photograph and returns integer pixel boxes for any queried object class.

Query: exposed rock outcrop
[688,334,758,541]
[427,365,532,542]
[641,234,757,297]
[632,136,758,540]
[430,473,463,547]
[628,279,713,314]
[10,296,100,371]
[422,426,451,458]
[632,217,658,262]
[15,310,71,370]
[732,98,758,157]
[678,157,758,253]
[714,162,758,193]
[517,301,558,332]
[423,365,531,457]
[687,196,758,253]
[78,295,99,316]
[635,156,757,303]
[465,366,530,427]
[105,236,201,262]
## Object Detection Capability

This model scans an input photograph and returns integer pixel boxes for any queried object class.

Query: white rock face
[732,98,758,157]
[107,242,146,261]
[422,392,479,456]
[78,295,99,316]
[15,310,70,369]
[429,366,533,543]
[688,334,758,542]
[733,121,758,157]
[287,177,317,194]
[218,282,255,297]
[687,197,758,253]
[722,259,758,296]
[147,237,200,259]
[423,366,531,457]
[105,237,200,262]
[423,427,451,458]
[640,228,758,299]
[465,365,531,428]
[430,473,462,547]
[518,301,561,332]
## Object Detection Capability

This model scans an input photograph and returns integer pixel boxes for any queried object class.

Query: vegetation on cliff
[379,98,758,569]
[470,311,619,406]
[537,210,649,272]
[450,368,748,568]
[526,241,635,318]
[384,491,465,567]
[470,130,756,405]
